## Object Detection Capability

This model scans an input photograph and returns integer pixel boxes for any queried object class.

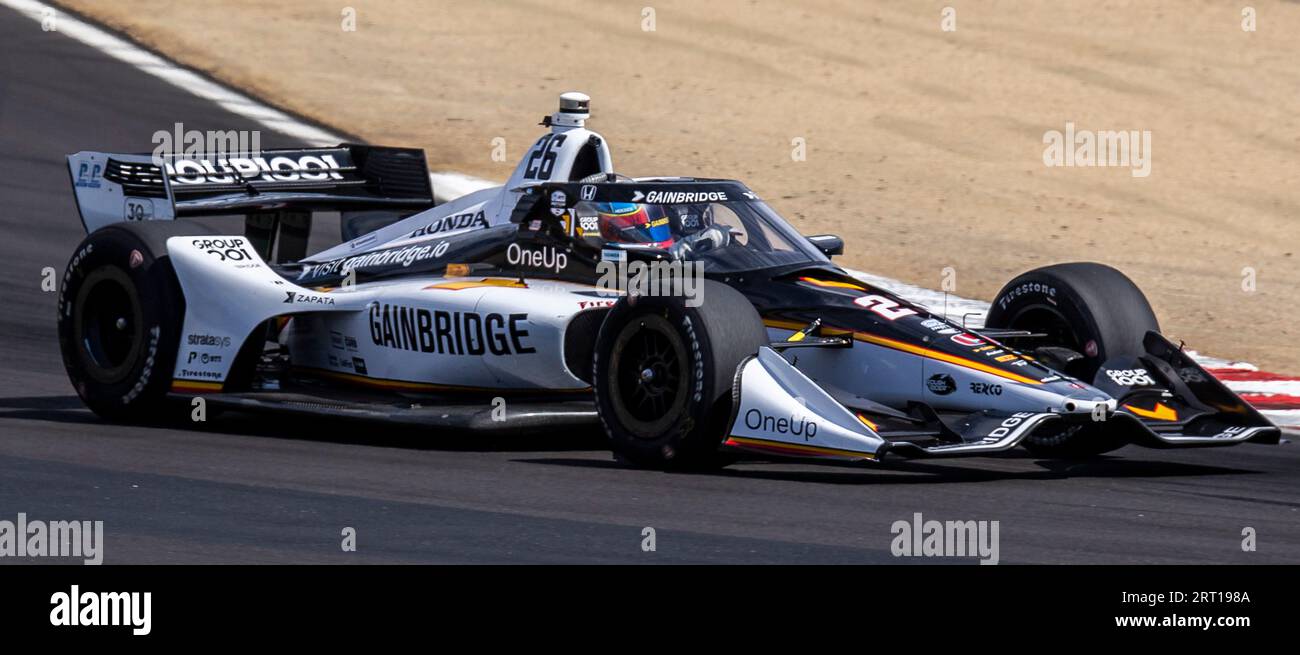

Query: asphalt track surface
[1,7,1297,564]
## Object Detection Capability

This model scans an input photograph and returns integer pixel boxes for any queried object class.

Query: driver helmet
[594,202,674,248]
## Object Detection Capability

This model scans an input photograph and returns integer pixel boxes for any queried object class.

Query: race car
[58,93,1280,469]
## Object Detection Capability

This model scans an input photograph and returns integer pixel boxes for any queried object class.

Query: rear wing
[67,144,434,234]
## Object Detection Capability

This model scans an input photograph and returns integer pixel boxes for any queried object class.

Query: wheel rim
[75,268,144,384]
[1006,305,1081,351]
[608,313,689,439]
[1003,303,1103,376]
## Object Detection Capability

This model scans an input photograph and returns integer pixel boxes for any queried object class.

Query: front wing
[722,344,1279,463]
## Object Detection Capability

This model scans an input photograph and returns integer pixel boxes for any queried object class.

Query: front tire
[986,262,1159,457]
[57,221,212,421]
[593,280,768,470]
[986,262,1159,380]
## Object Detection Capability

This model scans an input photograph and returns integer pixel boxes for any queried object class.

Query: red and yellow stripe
[171,380,223,394]
[424,278,529,291]
[798,276,867,291]
[725,435,877,460]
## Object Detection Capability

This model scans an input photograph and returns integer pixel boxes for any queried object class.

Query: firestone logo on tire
[121,326,160,404]
[681,316,705,403]
[996,282,1057,310]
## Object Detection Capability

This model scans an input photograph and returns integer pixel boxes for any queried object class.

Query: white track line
[3,0,341,144]
[426,171,497,202]
[11,0,1295,429]
[1222,380,1300,397]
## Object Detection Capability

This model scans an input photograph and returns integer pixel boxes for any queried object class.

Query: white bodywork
[67,153,177,233]
[307,100,613,265]
[167,234,608,391]
[730,347,886,459]
[285,279,601,392]
[167,96,617,391]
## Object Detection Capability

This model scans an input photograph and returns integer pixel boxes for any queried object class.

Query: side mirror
[806,234,844,257]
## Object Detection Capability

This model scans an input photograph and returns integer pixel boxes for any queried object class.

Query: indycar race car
[58,93,1280,469]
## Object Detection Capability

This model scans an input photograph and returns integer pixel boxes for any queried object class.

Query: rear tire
[986,262,1159,457]
[593,280,768,470]
[57,221,213,421]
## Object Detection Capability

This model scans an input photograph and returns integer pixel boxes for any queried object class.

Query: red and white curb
[12,0,1295,433]
[1198,367,1300,429]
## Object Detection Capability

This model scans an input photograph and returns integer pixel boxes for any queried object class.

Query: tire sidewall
[593,297,719,466]
[57,227,186,418]
[991,274,1105,360]
[987,264,1158,377]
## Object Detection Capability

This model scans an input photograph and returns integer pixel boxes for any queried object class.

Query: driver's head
[595,202,674,248]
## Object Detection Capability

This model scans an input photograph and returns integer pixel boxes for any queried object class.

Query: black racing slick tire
[986,262,1159,457]
[593,280,768,470]
[986,262,1159,379]
[57,221,213,421]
